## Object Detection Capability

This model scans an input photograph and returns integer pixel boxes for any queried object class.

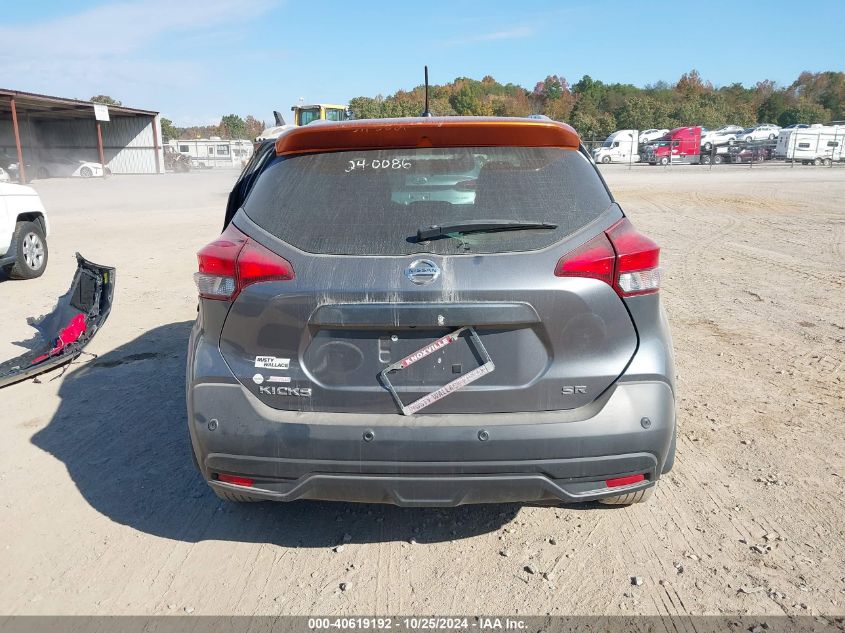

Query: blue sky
[1,0,842,126]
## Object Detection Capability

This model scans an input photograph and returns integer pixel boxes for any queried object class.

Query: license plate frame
[378,326,495,416]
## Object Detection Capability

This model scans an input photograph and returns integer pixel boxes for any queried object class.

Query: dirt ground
[0,165,843,617]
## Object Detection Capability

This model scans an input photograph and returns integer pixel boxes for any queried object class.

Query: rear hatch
[218,146,638,415]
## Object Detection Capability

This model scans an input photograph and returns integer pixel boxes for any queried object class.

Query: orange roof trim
[275,117,581,156]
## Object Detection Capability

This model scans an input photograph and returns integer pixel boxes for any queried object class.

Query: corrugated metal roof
[0,88,158,119]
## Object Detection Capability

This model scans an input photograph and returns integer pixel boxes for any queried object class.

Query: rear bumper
[188,376,675,506]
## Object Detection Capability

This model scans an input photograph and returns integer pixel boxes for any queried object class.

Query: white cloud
[445,25,535,46]
[471,26,535,42]
[0,0,279,110]
[0,0,276,57]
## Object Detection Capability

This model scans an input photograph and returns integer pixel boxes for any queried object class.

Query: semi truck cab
[592,129,640,164]
[644,127,703,165]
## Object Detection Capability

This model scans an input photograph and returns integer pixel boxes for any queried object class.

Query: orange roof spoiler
[275,117,580,156]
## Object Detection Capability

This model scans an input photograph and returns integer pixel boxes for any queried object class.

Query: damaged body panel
[0,254,115,389]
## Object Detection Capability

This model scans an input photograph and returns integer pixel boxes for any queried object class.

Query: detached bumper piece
[0,254,115,389]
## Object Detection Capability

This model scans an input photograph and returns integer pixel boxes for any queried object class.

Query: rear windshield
[242,147,612,255]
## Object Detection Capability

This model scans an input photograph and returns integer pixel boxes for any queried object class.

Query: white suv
[0,182,50,279]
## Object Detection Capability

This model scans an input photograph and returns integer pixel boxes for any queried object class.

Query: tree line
[160,114,266,142]
[348,70,845,138]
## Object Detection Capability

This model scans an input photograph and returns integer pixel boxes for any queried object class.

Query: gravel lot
[1,165,843,617]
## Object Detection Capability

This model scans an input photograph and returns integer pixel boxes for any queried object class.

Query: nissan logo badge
[404,259,440,285]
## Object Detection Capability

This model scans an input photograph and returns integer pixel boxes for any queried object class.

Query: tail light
[555,218,660,297]
[195,224,294,300]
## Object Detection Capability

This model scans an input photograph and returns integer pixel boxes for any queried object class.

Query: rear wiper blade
[417,220,557,241]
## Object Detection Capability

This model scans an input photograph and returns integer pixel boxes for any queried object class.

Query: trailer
[592,129,640,164]
[776,125,844,165]
[169,138,254,169]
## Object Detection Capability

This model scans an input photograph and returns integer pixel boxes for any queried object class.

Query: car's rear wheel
[823,158,832,167]
[813,157,822,166]
[79,166,93,178]
[714,154,724,164]
[9,221,48,280]
[768,134,775,140]
[213,487,264,503]
[599,486,654,506]
[703,142,712,151]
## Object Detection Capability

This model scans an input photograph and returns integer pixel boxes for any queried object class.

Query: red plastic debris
[31,314,87,364]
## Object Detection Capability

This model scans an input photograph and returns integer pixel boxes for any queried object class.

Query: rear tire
[703,142,712,151]
[79,166,93,178]
[213,487,264,503]
[9,221,48,280]
[714,154,724,164]
[599,486,654,506]
[813,157,822,166]
[823,158,832,167]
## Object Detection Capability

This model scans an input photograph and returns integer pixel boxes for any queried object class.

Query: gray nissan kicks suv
[187,117,676,507]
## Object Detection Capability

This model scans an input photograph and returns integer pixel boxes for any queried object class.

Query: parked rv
[170,139,254,169]
[592,129,640,164]
[776,125,844,165]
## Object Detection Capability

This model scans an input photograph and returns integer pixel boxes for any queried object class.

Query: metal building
[0,88,164,183]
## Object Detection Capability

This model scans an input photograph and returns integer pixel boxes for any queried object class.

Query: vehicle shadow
[31,321,522,546]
